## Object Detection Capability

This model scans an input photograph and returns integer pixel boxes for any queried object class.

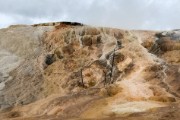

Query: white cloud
[0,0,180,30]
[0,13,16,28]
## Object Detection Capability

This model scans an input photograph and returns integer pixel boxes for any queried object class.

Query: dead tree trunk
[103,70,107,86]
[80,68,84,87]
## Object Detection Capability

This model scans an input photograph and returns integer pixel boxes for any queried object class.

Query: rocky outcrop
[0,22,179,120]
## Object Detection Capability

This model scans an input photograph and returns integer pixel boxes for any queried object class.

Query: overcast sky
[0,0,180,30]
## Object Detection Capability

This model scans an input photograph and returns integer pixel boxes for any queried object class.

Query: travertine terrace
[0,22,179,120]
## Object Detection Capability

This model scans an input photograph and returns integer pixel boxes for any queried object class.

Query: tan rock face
[0,22,179,120]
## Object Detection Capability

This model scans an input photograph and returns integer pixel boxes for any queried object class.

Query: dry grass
[149,96,176,102]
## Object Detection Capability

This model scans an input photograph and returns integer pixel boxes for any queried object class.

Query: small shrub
[88,80,96,87]
[106,85,122,97]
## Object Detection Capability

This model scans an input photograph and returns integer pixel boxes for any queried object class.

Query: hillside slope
[0,22,179,120]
